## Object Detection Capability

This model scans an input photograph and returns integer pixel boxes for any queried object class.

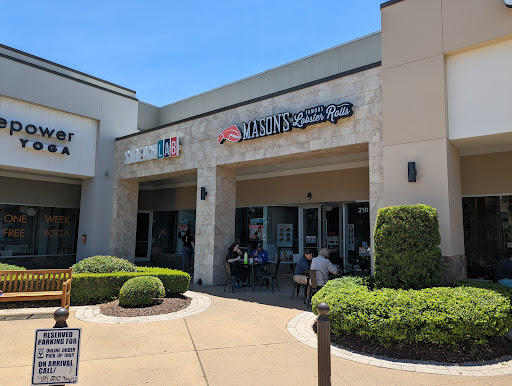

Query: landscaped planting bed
[311,277,512,362]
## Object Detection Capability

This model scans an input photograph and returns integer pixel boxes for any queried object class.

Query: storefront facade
[112,32,383,285]
[2,0,511,285]
[0,44,138,268]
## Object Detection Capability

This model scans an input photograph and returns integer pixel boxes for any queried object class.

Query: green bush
[72,255,137,273]
[374,204,442,289]
[119,276,165,307]
[455,280,512,307]
[0,262,26,270]
[70,267,190,305]
[312,277,512,346]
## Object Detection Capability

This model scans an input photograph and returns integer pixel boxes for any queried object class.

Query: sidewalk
[1,282,511,385]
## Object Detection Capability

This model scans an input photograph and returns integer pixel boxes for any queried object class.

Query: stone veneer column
[194,166,236,285]
[369,141,384,275]
[110,178,139,262]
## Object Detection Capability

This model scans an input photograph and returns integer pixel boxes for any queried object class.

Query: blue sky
[1,1,383,106]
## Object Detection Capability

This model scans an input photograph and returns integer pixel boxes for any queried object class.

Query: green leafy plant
[70,267,190,305]
[374,204,442,289]
[312,277,512,347]
[119,276,166,307]
[0,262,26,270]
[72,255,137,273]
[455,280,512,307]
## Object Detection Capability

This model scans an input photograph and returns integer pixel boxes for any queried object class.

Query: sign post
[32,308,81,385]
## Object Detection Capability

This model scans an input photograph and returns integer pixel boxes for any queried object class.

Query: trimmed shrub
[119,276,165,307]
[374,204,442,289]
[455,280,512,307]
[0,262,26,270]
[72,255,137,273]
[70,267,190,305]
[312,277,512,346]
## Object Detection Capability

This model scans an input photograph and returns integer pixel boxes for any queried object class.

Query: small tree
[374,204,441,289]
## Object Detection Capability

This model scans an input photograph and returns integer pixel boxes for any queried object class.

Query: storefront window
[463,196,512,279]
[347,202,370,270]
[0,204,79,256]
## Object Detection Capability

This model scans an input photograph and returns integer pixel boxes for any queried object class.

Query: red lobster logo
[218,125,242,144]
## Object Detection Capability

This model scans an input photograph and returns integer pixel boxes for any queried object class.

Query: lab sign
[32,328,81,385]
[125,136,179,164]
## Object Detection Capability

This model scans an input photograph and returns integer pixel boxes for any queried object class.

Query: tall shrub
[374,204,441,289]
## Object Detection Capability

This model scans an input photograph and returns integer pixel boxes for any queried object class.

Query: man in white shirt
[310,248,339,287]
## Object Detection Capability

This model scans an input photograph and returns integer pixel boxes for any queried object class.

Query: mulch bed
[100,295,191,317]
[313,322,512,363]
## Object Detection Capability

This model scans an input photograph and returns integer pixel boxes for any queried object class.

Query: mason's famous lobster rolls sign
[218,102,353,144]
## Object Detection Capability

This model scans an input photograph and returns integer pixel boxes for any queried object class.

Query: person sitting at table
[495,255,512,288]
[226,243,250,288]
[310,248,339,287]
[251,243,270,281]
[293,249,313,285]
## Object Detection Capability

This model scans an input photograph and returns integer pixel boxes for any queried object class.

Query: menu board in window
[277,224,293,247]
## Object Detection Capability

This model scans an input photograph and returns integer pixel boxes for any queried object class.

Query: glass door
[135,211,152,261]
[323,204,343,269]
[300,206,321,257]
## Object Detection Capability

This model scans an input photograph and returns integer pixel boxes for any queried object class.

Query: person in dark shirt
[181,230,194,272]
[495,256,512,288]
[293,249,313,285]
[225,243,249,288]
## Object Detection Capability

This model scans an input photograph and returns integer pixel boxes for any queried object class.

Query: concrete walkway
[1,281,512,385]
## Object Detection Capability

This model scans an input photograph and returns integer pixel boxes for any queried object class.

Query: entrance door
[300,206,321,256]
[135,211,152,261]
[323,205,343,268]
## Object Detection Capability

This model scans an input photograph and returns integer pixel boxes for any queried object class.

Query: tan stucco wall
[236,167,369,207]
[461,151,512,196]
[381,0,512,282]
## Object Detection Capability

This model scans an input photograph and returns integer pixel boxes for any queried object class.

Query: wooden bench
[0,267,72,309]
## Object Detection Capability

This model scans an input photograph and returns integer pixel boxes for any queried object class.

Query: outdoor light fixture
[200,187,207,200]
[307,192,312,200]
[408,162,417,183]
[505,0,512,8]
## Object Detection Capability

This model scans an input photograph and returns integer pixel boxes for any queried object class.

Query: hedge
[72,255,137,273]
[374,204,442,289]
[0,263,26,270]
[455,280,512,307]
[71,267,190,305]
[312,277,512,346]
[119,276,166,307]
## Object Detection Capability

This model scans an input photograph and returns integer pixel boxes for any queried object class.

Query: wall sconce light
[200,187,207,200]
[408,162,417,182]
[307,192,312,200]
[81,234,87,244]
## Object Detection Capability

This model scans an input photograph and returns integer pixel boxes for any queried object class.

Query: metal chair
[259,257,281,292]
[305,269,322,308]
[291,267,309,300]
[223,261,244,293]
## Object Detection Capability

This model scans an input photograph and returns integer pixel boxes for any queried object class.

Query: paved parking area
[1,281,512,385]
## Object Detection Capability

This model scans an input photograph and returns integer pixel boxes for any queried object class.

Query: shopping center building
[1,0,511,285]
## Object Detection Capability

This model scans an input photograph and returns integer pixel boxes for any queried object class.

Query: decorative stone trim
[73,291,211,324]
[287,311,512,376]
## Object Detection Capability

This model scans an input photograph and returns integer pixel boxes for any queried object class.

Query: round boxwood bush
[312,277,512,347]
[374,204,442,289]
[73,255,137,273]
[0,262,26,270]
[119,276,166,307]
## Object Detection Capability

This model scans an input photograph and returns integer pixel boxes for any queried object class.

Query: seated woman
[226,243,250,288]
[495,255,512,288]
[310,248,339,287]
